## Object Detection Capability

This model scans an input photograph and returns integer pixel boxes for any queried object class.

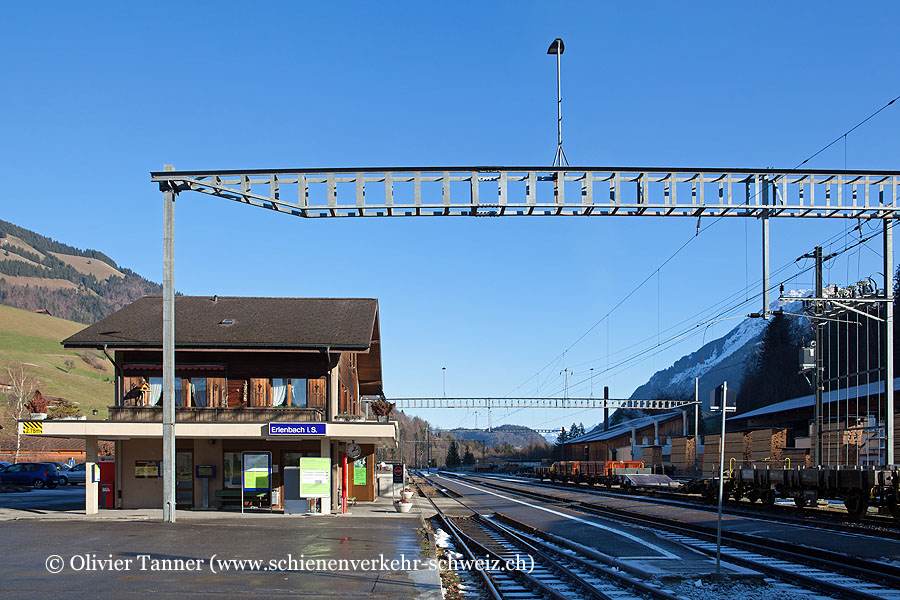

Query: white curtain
[272,378,287,406]
[149,378,162,406]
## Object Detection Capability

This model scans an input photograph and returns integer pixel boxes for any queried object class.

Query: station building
[21,296,397,513]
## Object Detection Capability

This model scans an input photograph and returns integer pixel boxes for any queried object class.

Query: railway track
[441,472,900,600]
[522,472,900,534]
[414,474,683,600]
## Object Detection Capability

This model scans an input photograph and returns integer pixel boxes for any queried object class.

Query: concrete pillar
[85,435,98,515]
[320,438,331,515]
[654,421,660,445]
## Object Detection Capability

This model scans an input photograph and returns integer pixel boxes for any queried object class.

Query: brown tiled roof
[63,296,379,351]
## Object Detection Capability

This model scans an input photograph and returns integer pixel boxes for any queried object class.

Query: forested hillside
[0,220,161,323]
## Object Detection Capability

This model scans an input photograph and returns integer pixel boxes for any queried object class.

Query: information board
[299,457,330,498]
[242,452,271,491]
[135,460,159,478]
[353,458,367,485]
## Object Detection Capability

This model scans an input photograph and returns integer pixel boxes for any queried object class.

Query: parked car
[62,463,86,485]
[0,461,11,470]
[0,463,61,488]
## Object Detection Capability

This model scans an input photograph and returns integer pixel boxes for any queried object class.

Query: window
[223,452,242,489]
[174,378,182,407]
[290,379,307,408]
[271,378,307,408]
[149,377,163,406]
[190,378,207,408]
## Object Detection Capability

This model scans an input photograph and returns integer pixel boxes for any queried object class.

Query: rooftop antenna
[548,38,569,167]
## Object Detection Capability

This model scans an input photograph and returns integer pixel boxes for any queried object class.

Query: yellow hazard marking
[22,421,43,435]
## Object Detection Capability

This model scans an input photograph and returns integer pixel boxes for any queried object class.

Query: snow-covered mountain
[629,291,809,410]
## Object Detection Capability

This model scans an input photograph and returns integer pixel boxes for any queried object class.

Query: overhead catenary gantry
[152,166,900,219]
[153,164,898,522]
[386,397,694,410]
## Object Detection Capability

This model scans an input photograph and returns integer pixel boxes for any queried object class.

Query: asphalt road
[0,485,84,513]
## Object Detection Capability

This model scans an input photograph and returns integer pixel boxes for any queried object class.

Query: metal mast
[161,164,177,523]
[548,38,568,167]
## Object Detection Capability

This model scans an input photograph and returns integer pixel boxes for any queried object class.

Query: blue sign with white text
[268,422,327,436]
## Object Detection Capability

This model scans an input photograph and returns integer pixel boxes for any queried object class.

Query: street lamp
[442,366,446,398]
[547,38,568,167]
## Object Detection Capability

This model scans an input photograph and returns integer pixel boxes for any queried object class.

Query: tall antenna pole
[548,38,568,167]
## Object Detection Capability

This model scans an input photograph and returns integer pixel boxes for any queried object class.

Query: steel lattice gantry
[152,166,900,218]
[152,164,898,522]
[387,397,694,410]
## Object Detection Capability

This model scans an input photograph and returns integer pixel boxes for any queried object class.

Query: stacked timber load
[703,432,748,476]
[724,432,748,467]
[669,437,697,475]
[747,428,787,462]
[780,447,810,468]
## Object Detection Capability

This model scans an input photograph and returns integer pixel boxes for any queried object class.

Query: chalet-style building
[23,296,397,514]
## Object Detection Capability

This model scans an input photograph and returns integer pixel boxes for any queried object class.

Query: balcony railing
[108,406,325,423]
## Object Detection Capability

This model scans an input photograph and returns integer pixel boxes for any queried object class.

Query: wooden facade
[563,413,688,463]
[116,349,355,418]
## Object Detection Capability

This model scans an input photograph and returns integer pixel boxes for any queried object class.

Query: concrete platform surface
[0,511,442,599]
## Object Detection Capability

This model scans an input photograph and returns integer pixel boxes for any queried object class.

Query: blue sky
[2,2,899,432]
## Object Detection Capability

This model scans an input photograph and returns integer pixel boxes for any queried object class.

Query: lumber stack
[702,432,748,476]
[747,428,787,462]
[669,436,697,475]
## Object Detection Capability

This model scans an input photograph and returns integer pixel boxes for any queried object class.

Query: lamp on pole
[547,38,568,167]
[710,381,735,576]
[442,366,446,398]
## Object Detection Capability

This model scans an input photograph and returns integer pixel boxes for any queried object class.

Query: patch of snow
[434,528,451,549]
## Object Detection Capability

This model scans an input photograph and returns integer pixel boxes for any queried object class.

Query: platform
[0,504,442,599]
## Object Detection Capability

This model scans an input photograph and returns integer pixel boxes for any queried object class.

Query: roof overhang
[19,420,398,446]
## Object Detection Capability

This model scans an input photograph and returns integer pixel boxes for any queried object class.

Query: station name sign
[268,423,327,436]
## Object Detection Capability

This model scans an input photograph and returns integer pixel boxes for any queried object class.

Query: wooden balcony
[108,405,325,423]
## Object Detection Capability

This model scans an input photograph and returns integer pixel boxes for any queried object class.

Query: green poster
[353,458,367,485]
[299,457,330,498]
[242,452,271,491]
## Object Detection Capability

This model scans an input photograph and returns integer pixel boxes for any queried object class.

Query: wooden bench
[214,489,269,508]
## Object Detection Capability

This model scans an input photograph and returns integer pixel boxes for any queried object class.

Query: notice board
[242,451,271,491]
[299,457,330,498]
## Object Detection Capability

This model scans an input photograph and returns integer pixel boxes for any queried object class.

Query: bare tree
[4,362,38,463]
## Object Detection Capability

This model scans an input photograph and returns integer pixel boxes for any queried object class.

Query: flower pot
[400,490,414,501]
[394,500,412,513]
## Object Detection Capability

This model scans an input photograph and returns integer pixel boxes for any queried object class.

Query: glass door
[175,451,193,508]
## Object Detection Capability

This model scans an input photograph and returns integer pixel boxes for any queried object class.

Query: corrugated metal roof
[563,411,684,445]
[728,377,900,421]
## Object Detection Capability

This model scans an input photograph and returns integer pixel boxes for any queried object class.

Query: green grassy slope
[0,304,113,417]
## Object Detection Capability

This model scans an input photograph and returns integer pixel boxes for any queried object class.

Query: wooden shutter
[208,378,227,408]
[307,378,326,409]
[250,378,269,407]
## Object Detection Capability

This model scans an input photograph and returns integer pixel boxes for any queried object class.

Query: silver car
[60,463,86,485]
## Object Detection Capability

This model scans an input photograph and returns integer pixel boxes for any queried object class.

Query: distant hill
[447,424,548,448]
[0,219,161,324]
[0,304,113,417]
